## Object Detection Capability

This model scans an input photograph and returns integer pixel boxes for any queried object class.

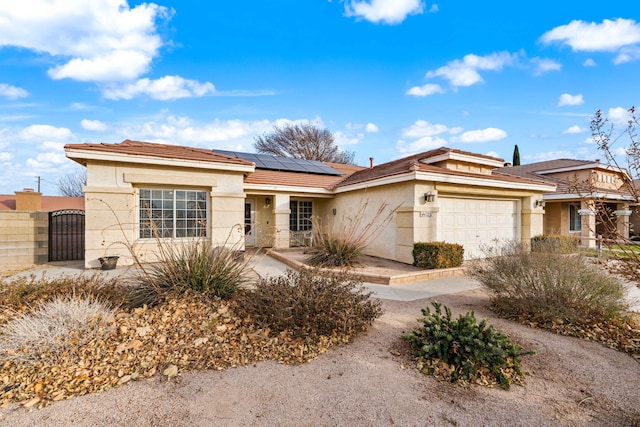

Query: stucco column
[522,196,545,242]
[615,203,632,240]
[579,200,596,248]
[395,205,437,265]
[273,194,290,248]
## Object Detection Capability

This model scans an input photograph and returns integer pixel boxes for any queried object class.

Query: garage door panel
[437,197,518,259]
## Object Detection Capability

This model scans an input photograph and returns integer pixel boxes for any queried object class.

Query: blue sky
[0,1,639,195]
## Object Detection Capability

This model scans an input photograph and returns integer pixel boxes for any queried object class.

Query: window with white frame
[289,200,313,231]
[569,204,581,232]
[139,189,208,238]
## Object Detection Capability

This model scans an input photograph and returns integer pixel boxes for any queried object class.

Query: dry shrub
[0,296,115,364]
[133,239,254,307]
[468,240,629,324]
[0,275,132,317]
[307,200,399,268]
[235,268,382,339]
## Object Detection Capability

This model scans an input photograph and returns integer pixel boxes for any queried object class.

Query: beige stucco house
[64,140,555,268]
[499,159,637,247]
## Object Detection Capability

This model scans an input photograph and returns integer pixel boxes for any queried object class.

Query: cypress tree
[512,144,521,166]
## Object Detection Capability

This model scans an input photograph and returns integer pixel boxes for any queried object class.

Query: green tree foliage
[512,144,520,166]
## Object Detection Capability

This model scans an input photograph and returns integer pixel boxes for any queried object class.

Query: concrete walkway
[4,254,639,307]
[1,254,481,302]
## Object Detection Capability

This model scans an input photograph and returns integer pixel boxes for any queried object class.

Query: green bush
[402,302,532,390]
[134,240,254,306]
[468,241,629,324]
[530,234,578,253]
[234,268,382,339]
[412,242,464,269]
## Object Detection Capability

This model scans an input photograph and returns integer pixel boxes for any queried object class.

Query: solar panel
[213,149,342,175]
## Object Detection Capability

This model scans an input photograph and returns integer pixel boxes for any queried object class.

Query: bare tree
[254,123,355,164]
[57,169,86,197]
[587,106,640,280]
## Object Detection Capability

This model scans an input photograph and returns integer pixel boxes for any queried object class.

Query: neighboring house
[498,159,637,247]
[0,189,85,266]
[64,140,555,268]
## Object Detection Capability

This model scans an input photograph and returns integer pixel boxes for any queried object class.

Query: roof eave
[65,148,255,173]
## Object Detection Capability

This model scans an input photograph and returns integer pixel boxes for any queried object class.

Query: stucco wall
[321,182,416,263]
[0,211,48,266]
[83,161,246,268]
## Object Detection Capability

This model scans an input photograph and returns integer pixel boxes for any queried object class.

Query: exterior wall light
[535,199,546,208]
[265,197,271,207]
[332,208,337,215]
[424,192,435,203]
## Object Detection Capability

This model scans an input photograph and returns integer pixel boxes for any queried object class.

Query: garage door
[437,197,518,259]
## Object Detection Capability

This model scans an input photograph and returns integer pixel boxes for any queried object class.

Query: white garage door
[437,197,518,259]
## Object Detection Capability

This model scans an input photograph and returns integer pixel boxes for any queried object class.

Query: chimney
[369,157,374,169]
[15,188,42,211]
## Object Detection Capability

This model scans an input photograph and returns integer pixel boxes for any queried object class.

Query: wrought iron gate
[49,209,85,262]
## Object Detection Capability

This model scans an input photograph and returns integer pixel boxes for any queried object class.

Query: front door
[244,198,256,246]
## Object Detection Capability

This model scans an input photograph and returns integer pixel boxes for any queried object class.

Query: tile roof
[499,159,637,198]
[335,147,547,188]
[499,159,594,179]
[0,195,84,211]
[245,162,366,190]
[65,140,254,167]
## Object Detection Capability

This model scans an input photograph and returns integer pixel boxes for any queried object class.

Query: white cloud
[608,107,631,125]
[396,136,447,155]
[557,93,584,107]
[81,119,108,131]
[345,122,379,133]
[563,125,587,134]
[425,51,520,87]
[396,119,467,155]
[402,120,461,138]
[583,58,597,67]
[531,57,561,75]
[0,83,28,99]
[117,115,295,150]
[344,0,425,25]
[0,0,171,82]
[19,124,74,141]
[365,123,379,133]
[451,127,507,143]
[428,4,439,13]
[101,76,216,100]
[405,83,445,96]
[0,152,13,161]
[334,131,362,146]
[614,46,640,64]
[540,18,640,62]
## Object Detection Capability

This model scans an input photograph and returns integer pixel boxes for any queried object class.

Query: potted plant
[98,256,119,270]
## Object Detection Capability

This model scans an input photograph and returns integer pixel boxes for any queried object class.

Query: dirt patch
[1,287,638,426]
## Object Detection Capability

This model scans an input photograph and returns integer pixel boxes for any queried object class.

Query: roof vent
[503,162,512,167]
[22,187,35,192]
[369,157,374,169]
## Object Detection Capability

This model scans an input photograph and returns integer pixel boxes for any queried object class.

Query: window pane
[139,188,207,239]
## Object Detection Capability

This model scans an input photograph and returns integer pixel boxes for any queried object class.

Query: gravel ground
[1,287,638,427]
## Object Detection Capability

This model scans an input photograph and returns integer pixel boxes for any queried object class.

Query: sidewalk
[4,254,639,308]
[1,253,481,303]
